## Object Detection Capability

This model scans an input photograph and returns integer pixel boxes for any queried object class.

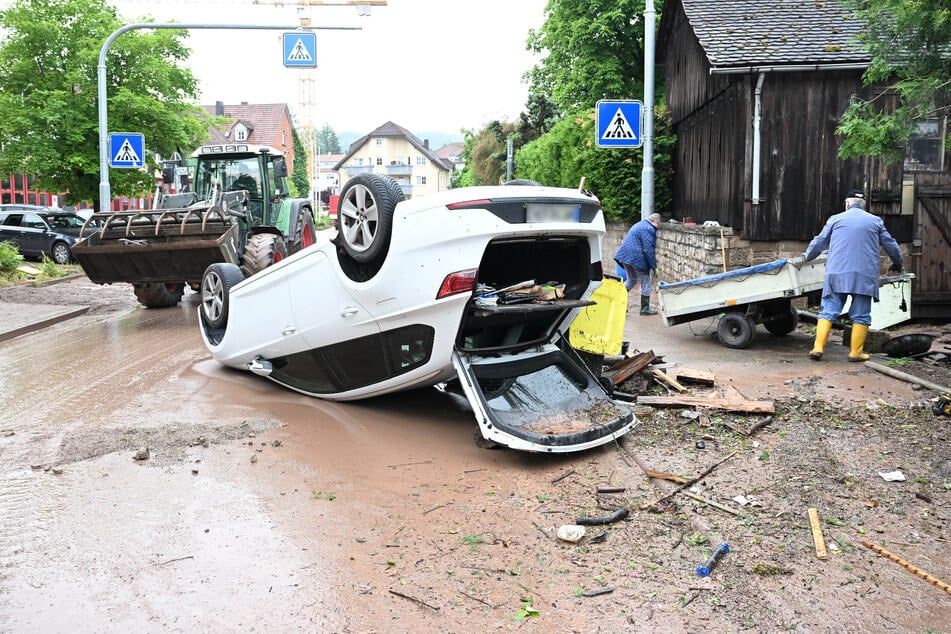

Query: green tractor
[73,144,317,308]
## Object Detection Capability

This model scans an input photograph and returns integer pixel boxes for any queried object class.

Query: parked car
[198,174,635,453]
[0,206,94,264]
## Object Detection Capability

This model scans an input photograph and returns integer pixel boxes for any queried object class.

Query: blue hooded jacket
[614,218,657,272]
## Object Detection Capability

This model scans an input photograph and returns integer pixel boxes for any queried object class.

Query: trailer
[657,255,914,348]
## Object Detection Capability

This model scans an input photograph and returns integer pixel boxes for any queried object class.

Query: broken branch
[643,451,738,511]
[388,589,440,610]
[576,508,630,526]
[681,490,742,516]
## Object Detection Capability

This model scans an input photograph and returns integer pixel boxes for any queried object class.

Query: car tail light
[446,199,493,210]
[436,269,478,299]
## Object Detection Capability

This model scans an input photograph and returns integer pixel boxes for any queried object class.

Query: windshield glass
[194,156,262,199]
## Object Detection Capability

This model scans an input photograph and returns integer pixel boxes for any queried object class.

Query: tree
[316,124,342,155]
[527,0,646,115]
[0,0,209,207]
[290,127,309,197]
[836,0,951,161]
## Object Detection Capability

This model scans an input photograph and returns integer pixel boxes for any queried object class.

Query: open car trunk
[452,236,635,453]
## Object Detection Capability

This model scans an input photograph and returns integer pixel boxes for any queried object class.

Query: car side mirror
[162,165,175,184]
[272,157,288,178]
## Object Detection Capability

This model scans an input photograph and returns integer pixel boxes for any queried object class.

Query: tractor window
[194,157,262,199]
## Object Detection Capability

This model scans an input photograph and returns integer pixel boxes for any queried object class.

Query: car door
[17,213,49,256]
[451,344,636,454]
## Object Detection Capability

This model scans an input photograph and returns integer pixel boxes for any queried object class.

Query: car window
[0,213,8,225]
[3,214,23,227]
[47,215,84,230]
[22,213,47,229]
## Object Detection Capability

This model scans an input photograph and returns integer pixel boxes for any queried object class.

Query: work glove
[888,262,903,273]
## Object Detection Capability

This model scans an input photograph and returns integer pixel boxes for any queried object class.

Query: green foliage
[0,0,209,206]
[527,0,647,114]
[290,128,309,197]
[836,0,951,160]
[316,124,341,154]
[0,240,23,274]
[40,255,63,279]
[515,106,674,221]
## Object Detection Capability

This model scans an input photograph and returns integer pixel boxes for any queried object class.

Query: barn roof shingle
[680,0,870,70]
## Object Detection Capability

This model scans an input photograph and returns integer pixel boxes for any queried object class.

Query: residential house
[658,0,950,317]
[315,152,344,204]
[435,141,466,175]
[202,102,298,171]
[334,121,453,198]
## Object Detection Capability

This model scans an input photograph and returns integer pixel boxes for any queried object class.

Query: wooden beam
[636,395,775,413]
[808,508,829,560]
[603,350,655,386]
[650,368,688,393]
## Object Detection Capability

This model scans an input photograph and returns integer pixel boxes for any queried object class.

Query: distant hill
[338,130,463,153]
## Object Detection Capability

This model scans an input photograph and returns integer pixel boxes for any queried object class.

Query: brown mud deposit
[0,278,949,632]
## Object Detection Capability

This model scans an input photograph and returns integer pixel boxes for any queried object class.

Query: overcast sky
[111,0,549,137]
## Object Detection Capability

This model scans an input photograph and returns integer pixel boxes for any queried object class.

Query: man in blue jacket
[614,212,661,315]
[804,194,903,361]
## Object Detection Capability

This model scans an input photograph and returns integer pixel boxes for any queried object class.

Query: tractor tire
[200,263,245,330]
[290,207,317,255]
[133,282,185,308]
[241,233,288,277]
[336,173,400,265]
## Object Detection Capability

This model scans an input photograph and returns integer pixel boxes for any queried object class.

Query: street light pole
[641,0,656,220]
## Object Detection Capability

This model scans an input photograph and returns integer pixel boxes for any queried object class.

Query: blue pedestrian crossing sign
[109,132,145,168]
[283,32,316,68]
[596,100,642,148]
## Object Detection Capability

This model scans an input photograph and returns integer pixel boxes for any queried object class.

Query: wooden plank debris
[808,508,829,560]
[862,540,951,597]
[650,368,688,393]
[636,394,775,414]
[603,350,655,386]
[670,367,716,386]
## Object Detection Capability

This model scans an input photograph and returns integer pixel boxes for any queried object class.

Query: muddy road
[1,278,950,633]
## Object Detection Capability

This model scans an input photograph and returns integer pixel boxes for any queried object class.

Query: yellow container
[568,277,628,355]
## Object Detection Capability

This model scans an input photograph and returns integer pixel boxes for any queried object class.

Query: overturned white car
[198,174,634,453]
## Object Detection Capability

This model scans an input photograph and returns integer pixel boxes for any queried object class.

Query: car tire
[290,207,317,254]
[502,179,542,186]
[50,241,70,265]
[133,282,186,308]
[241,233,288,277]
[336,173,401,264]
[200,263,245,330]
[717,312,757,348]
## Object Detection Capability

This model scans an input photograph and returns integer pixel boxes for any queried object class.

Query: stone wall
[604,220,909,286]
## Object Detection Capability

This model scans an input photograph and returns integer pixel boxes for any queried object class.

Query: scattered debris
[670,367,716,386]
[862,541,951,597]
[696,543,730,576]
[581,587,613,597]
[682,490,742,516]
[651,368,688,393]
[878,470,906,482]
[576,508,629,526]
[751,561,793,576]
[603,350,656,386]
[596,485,626,494]
[643,451,738,511]
[865,360,949,394]
[133,447,150,461]
[388,589,440,611]
[557,525,586,543]
[808,508,829,560]
[636,394,775,414]
[250,454,257,464]
[643,469,689,484]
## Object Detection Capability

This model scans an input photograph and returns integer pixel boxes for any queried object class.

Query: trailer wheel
[241,233,287,277]
[336,173,400,264]
[765,304,799,336]
[290,207,317,254]
[717,312,757,348]
[200,263,245,330]
[133,282,185,308]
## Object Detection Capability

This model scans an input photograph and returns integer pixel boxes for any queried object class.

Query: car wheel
[133,282,186,308]
[200,263,245,330]
[290,207,317,254]
[502,179,542,186]
[337,173,400,264]
[50,241,70,265]
[717,312,757,348]
[764,303,799,336]
[241,233,288,277]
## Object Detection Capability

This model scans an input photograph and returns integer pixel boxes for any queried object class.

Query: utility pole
[641,0,656,220]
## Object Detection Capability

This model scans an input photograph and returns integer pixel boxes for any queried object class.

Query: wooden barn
[658,0,950,318]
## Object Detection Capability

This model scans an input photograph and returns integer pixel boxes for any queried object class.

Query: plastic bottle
[695,543,729,576]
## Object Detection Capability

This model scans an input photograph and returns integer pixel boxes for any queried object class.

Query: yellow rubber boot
[849,324,871,362]
[809,319,832,360]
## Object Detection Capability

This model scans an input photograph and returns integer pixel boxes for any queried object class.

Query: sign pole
[97,22,359,211]
[641,0,656,220]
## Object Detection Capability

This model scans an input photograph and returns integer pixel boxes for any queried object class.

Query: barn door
[912,172,951,317]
